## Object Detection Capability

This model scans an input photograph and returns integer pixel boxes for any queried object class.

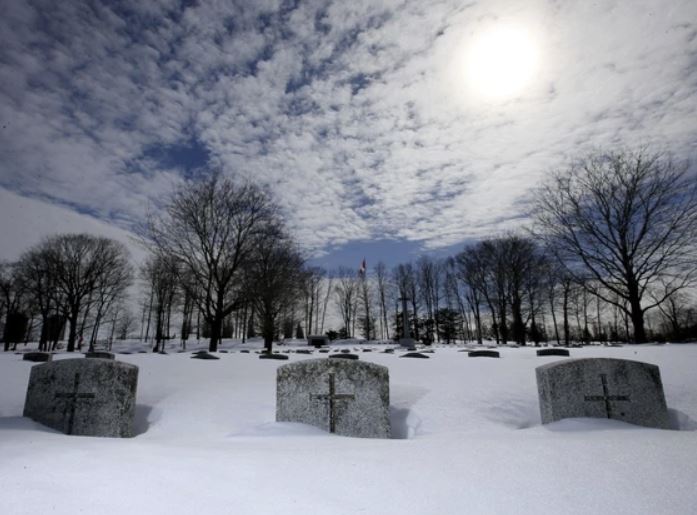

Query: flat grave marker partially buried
[537,348,570,357]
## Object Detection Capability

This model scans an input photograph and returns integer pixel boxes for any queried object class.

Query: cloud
[1,0,696,259]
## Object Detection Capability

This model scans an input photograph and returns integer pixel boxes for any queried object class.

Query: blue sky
[1,0,696,268]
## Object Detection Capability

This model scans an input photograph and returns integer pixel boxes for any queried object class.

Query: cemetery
[1,1,696,514]
[1,339,696,514]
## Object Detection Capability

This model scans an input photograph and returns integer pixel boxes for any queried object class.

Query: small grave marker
[307,335,329,348]
[85,351,115,360]
[468,350,500,358]
[329,353,359,360]
[400,352,430,359]
[536,348,570,357]
[23,352,52,362]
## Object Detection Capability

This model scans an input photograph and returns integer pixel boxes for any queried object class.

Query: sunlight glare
[465,25,539,101]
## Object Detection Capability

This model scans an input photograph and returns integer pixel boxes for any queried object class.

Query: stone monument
[536,358,671,429]
[24,358,139,437]
[276,358,390,438]
[307,335,329,347]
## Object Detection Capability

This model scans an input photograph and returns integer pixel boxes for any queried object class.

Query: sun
[464,25,539,101]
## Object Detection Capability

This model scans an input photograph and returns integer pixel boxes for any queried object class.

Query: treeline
[0,235,132,352]
[2,149,696,349]
[1,175,310,353]
[313,149,697,345]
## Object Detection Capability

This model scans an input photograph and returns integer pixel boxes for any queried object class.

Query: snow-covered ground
[1,339,696,515]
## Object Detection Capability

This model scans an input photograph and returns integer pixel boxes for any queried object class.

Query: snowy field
[1,340,696,515]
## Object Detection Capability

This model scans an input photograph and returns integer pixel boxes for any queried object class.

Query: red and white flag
[359,258,367,275]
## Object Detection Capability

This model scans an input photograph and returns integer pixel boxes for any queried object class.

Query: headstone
[329,353,359,360]
[536,358,671,429]
[400,352,430,359]
[537,348,570,357]
[259,353,289,360]
[85,351,115,360]
[191,352,220,360]
[240,350,250,353]
[318,349,330,354]
[296,349,313,355]
[23,358,138,437]
[276,359,390,438]
[468,350,500,358]
[23,352,52,362]
[307,335,329,348]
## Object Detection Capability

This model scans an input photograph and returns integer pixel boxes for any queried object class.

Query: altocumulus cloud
[1,0,696,257]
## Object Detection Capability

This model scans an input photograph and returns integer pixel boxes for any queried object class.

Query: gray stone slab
[23,352,52,362]
[329,353,359,360]
[536,358,670,429]
[23,358,138,437]
[191,352,220,360]
[85,351,115,360]
[276,358,390,438]
[260,353,289,360]
[400,352,430,359]
[537,348,570,357]
[307,335,329,347]
[468,350,500,358]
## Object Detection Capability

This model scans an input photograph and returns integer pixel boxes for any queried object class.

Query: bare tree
[17,248,58,351]
[334,267,359,338]
[358,268,374,340]
[149,175,277,352]
[141,254,179,352]
[242,225,304,353]
[374,262,391,340]
[41,234,132,352]
[535,150,697,342]
[0,262,29,351]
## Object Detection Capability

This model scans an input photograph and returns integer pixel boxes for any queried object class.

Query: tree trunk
[67,310,79,352]
[629,300,647,343]
[209,315,222,352]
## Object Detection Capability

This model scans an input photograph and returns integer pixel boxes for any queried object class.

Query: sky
[1,0,696,269]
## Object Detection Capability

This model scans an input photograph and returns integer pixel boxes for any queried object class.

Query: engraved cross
[310,373,355,433]
[54,372,96,434]
[584,373,630,418]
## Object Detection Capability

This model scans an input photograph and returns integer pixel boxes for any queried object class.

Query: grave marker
[24,358,138,437]
[276,359,390,438]
[536,358,671,429]
[536,348,570,357]
[468,350,500,358]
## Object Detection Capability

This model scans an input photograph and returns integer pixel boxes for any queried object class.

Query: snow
[1,340,696,515]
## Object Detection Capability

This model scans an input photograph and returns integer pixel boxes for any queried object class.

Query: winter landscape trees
[1,150,696,350]
[534,150,697,343]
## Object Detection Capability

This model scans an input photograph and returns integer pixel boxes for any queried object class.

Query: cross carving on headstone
[584,373,630,418]
[310,373,355,433]
[54,372,96,434]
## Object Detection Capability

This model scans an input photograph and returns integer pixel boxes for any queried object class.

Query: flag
[359,257,366,276]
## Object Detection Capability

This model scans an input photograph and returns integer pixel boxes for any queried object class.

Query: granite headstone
[276,358,390,438]
[536,358,671,429]
[24,358,138,437]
